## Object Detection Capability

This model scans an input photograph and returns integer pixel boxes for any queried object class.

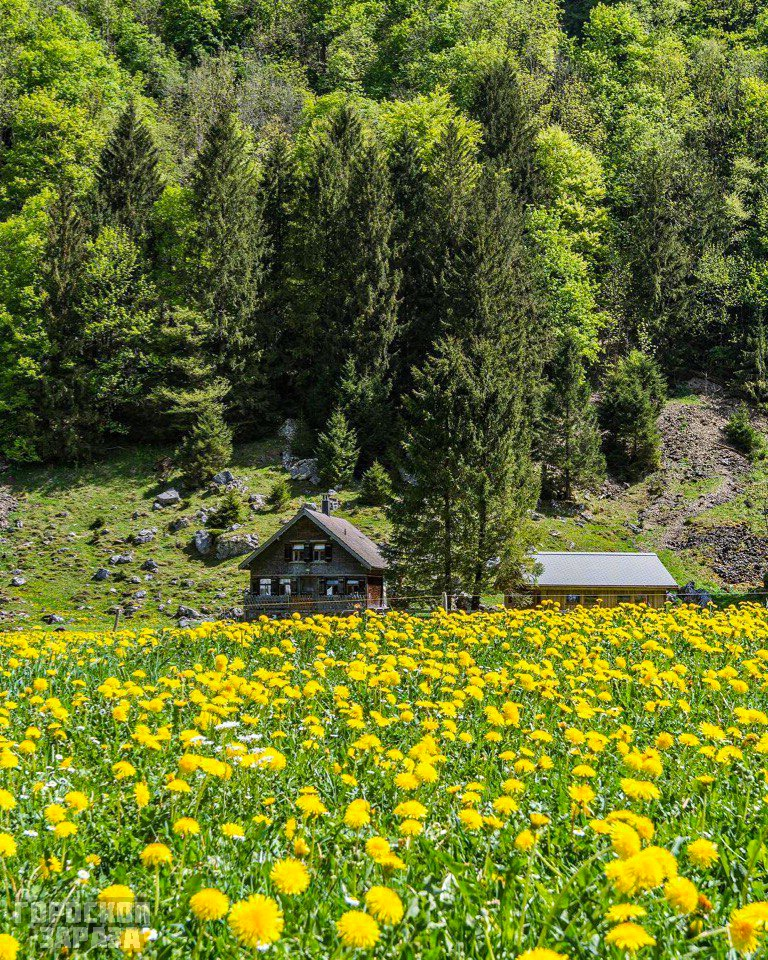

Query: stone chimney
[321,494,332,516]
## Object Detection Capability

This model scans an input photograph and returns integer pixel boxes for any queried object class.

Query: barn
[240,496,387,617]
[518,551,678,609]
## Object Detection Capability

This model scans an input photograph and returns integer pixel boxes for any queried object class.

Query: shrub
[179,405,233,488]
[208,489,244,528]
[725,404,765,459]
[359,461,393,506]
[267,476,292,511]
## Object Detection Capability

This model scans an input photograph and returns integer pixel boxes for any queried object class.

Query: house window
[322,579,342,597]
[279,578,292,596]
[312,543,326,563]
[346,579,361,595]
[258,578,272,596]
[291,543,305,562]
[564,594,581,606]
[618,595,631,604]
[636,594,649,605]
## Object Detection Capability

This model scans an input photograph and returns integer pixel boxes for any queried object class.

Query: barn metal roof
[527,551,677,589]
[239,506,387,572]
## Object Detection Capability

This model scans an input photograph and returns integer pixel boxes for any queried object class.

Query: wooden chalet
[240,496,387,617]
[516,551,678,609]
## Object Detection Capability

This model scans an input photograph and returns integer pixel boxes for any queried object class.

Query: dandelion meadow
[0,604,767,958]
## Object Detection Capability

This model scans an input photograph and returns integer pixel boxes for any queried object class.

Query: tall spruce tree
[189,109,268,427]
[389,176,542,605]
[316,408,359,488]
[96,99,163,236]
[600,351,666,478]
[539,332,605,501]
[470,62,540,203]
[289,104,399,455]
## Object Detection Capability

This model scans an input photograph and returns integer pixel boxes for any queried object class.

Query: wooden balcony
[243,591,373,618]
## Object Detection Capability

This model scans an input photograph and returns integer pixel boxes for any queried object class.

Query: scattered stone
[141,559,158,572]
[213,469,236,486]
[42,614,65,624]
[92,568,110,582]
[176,605,202,620]
[108,553,133,565]
[128,576,141,584]
[153,489,181,509]
[131,528,157,545]
[248,494,267,511]
[134,590,147,599]
[177,618,201,629]
[287,458,319,484]
[10,576,25,587]
[215,532,259,561]
[169,517,190,532]
[193,530,213,556]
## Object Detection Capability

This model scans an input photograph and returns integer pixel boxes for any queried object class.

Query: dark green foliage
[208,489,245,526]
[267,476,292,511]
[189,110,268,425]
[389,176,542,602]
[725,404,765,459]
[96,100,163,236]
[539,332,605,501]
[179,404,233,488]
[599,351,666,479]
[316,409,359,488]
[289,105,400,450]
[359,460,393,506]
[470,62,540,202]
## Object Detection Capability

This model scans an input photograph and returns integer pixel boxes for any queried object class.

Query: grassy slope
[1,385,766,628]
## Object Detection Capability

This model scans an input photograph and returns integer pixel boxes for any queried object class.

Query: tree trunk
[471,490,487,611]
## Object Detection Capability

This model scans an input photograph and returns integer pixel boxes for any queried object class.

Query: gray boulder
[132,528,157,545]
[176,604,202,620]
[109,553,133,565]
[215,532,259,561]
[141,559,158,572]
[92,568,110,581]
[10,576,26,587]
[249,494,267,510]
[288,458,319,483]
[177,617,201,629]
[169,516,190,532]
[42,614,65,624]
[154,489,181,509]
[212,469,236,486]
[193,530,213,556]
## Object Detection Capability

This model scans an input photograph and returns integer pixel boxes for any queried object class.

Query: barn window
[322,579,342,597]
[279,578,292,596]
[290,543,305,562]
[346,579,361,595]
[564,594,580,606]
[258,578,272,596]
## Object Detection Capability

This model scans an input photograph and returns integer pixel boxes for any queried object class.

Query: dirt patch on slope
[678,524,768,586]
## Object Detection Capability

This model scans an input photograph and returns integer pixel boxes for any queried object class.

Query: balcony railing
[243,592,374,616]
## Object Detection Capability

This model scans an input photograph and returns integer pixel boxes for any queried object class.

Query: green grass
[0,442,391,629]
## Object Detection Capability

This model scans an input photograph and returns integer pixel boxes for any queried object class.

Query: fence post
[442,592,448,612]
[112,607,122,632]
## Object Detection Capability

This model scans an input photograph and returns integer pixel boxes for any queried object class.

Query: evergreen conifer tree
[179,403,233,488]
[600,351,666,478]
[289,105,399,450]
[316,409,359,488]
[189,110,267,426]
[470,62,540,203]
[96,99,163,236]
[359,460,393,506]
[539,332,605,500]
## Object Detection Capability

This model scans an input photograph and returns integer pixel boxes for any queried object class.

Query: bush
[725,404,765,459]
[359,460,393,505]
[179,404,233,488]
[207,489,244,528]
[267,476,292,511]
[316,410,359,488]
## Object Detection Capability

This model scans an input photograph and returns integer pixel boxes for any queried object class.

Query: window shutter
[326,542,333,563]
[284,543,292,562]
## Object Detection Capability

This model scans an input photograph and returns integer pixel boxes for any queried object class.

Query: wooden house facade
[240,498,387,617]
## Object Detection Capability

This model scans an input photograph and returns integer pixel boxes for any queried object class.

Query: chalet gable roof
[526,551,677,589]
[239,506,387,572]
